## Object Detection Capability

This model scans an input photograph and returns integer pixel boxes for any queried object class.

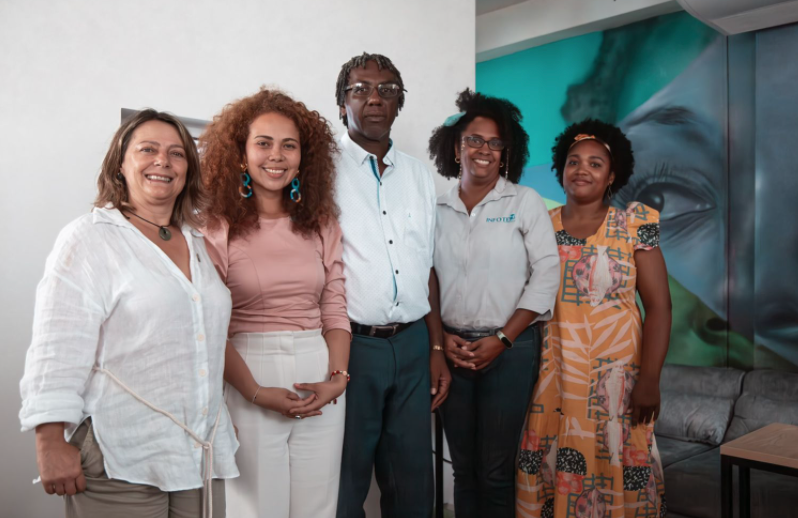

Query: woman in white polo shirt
[427,89,560,518]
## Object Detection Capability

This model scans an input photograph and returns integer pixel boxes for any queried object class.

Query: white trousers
[225,330,345,518]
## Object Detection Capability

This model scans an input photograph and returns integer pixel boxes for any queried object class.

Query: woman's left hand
[463,336,506,370]
[290,377,347,414]
[629,376,661,426]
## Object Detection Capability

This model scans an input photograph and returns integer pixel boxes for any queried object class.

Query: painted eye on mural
[615,164,716,227]
[635,183,714,222]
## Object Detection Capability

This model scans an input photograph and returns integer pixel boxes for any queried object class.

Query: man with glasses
[333,52,450,518]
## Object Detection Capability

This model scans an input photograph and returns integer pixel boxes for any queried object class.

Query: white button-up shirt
[19,207,239,491]
[434,177,560,330]
[334,132,436,325]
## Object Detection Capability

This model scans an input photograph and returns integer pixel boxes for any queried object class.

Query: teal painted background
[474,11,798,371]
[477,12,716,206]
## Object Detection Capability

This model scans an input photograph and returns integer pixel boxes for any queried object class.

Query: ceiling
[476,0,528,16]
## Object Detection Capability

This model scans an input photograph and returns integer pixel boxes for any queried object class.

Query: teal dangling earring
[289,175,302,203]
[239,163,253,198]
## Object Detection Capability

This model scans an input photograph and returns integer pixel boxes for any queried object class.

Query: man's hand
[430,350,451,411]
[35,423,86,496]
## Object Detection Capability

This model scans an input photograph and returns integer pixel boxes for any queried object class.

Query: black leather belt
[443,325,500,341]
[350,321,414,339]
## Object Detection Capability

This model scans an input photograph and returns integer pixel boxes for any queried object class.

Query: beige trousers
[64,419,226,518]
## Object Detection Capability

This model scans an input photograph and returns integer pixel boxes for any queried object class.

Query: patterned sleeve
[625,202,660,251]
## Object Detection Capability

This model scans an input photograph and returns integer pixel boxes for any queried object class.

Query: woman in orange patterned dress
[516,119,671,518]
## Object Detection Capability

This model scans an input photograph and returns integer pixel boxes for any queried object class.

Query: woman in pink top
[200,88,350,518]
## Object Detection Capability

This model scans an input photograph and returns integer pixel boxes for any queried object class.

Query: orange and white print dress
[516,202,665,518]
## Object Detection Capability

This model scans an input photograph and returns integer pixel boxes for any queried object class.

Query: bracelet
[251,386,262,404]
[330,370,351,382]
[431,345,444,352]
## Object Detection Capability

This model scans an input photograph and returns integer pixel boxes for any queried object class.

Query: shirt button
[395,270,399,274]
[389,240,393,244]
[199,369,207,377]
[382,210,387,215]
[396,302,400,307]
[197,334,205,342]
[193,293,201,302]
[202,407,208,416]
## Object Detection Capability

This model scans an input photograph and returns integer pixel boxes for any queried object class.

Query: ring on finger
[294,415,302,420]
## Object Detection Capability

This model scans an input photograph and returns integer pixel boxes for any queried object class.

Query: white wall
[0,1,472,515]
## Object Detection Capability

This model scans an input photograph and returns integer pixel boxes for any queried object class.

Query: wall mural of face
[483,13,796,370]
[617,39,727,317]
[751,24,798,369]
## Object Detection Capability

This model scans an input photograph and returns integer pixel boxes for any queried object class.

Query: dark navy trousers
[439,325,541,518]
[337,319,434,518]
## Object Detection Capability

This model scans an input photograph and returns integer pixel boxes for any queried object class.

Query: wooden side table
[720,423,798,518]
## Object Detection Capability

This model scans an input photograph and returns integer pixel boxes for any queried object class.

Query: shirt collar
[438,176,518,214]
[92,205,202,237]
[339,131,397,168]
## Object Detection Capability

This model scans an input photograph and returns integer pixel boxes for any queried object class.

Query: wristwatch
[496,330,513,349]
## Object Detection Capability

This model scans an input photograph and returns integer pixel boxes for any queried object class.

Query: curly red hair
[200,88,339,238]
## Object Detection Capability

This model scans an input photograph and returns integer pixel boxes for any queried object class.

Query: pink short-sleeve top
[204,217,350,337]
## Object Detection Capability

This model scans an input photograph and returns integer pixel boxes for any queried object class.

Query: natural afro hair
[335,52,405,128]
[551,118,634,191]
[427,89,529,183]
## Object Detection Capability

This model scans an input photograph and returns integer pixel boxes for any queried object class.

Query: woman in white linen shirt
[427,89,560,518]
[19,109,238,518]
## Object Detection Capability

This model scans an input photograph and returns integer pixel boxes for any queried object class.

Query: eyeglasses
[464,135,505,151]
[344,82,406,99]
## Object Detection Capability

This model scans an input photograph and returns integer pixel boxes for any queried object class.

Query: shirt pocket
[402,210,430,254]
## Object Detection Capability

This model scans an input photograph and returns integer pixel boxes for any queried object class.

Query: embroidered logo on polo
[486,213,516,223]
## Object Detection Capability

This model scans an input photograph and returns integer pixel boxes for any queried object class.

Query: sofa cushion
[664,447,798,518]
[656,364,744,445]
[725,369,798,442]
[656,392,734,445]
[655,435,714,469]
[660,364,745,399]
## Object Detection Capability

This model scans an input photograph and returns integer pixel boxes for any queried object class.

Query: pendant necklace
[124,211,172,241]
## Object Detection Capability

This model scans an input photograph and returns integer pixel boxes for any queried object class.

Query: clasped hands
[252,376,347,419]
[443,331,505,370]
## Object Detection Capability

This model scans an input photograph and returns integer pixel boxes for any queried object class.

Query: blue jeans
[337,319,434,518]
[439,325,540,518]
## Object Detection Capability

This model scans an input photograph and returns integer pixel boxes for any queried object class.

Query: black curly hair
[335,52,405,128]
[427,89,530,183]
[551,118,634,191]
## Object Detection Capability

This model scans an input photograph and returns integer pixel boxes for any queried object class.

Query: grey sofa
[655,364,798,518]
